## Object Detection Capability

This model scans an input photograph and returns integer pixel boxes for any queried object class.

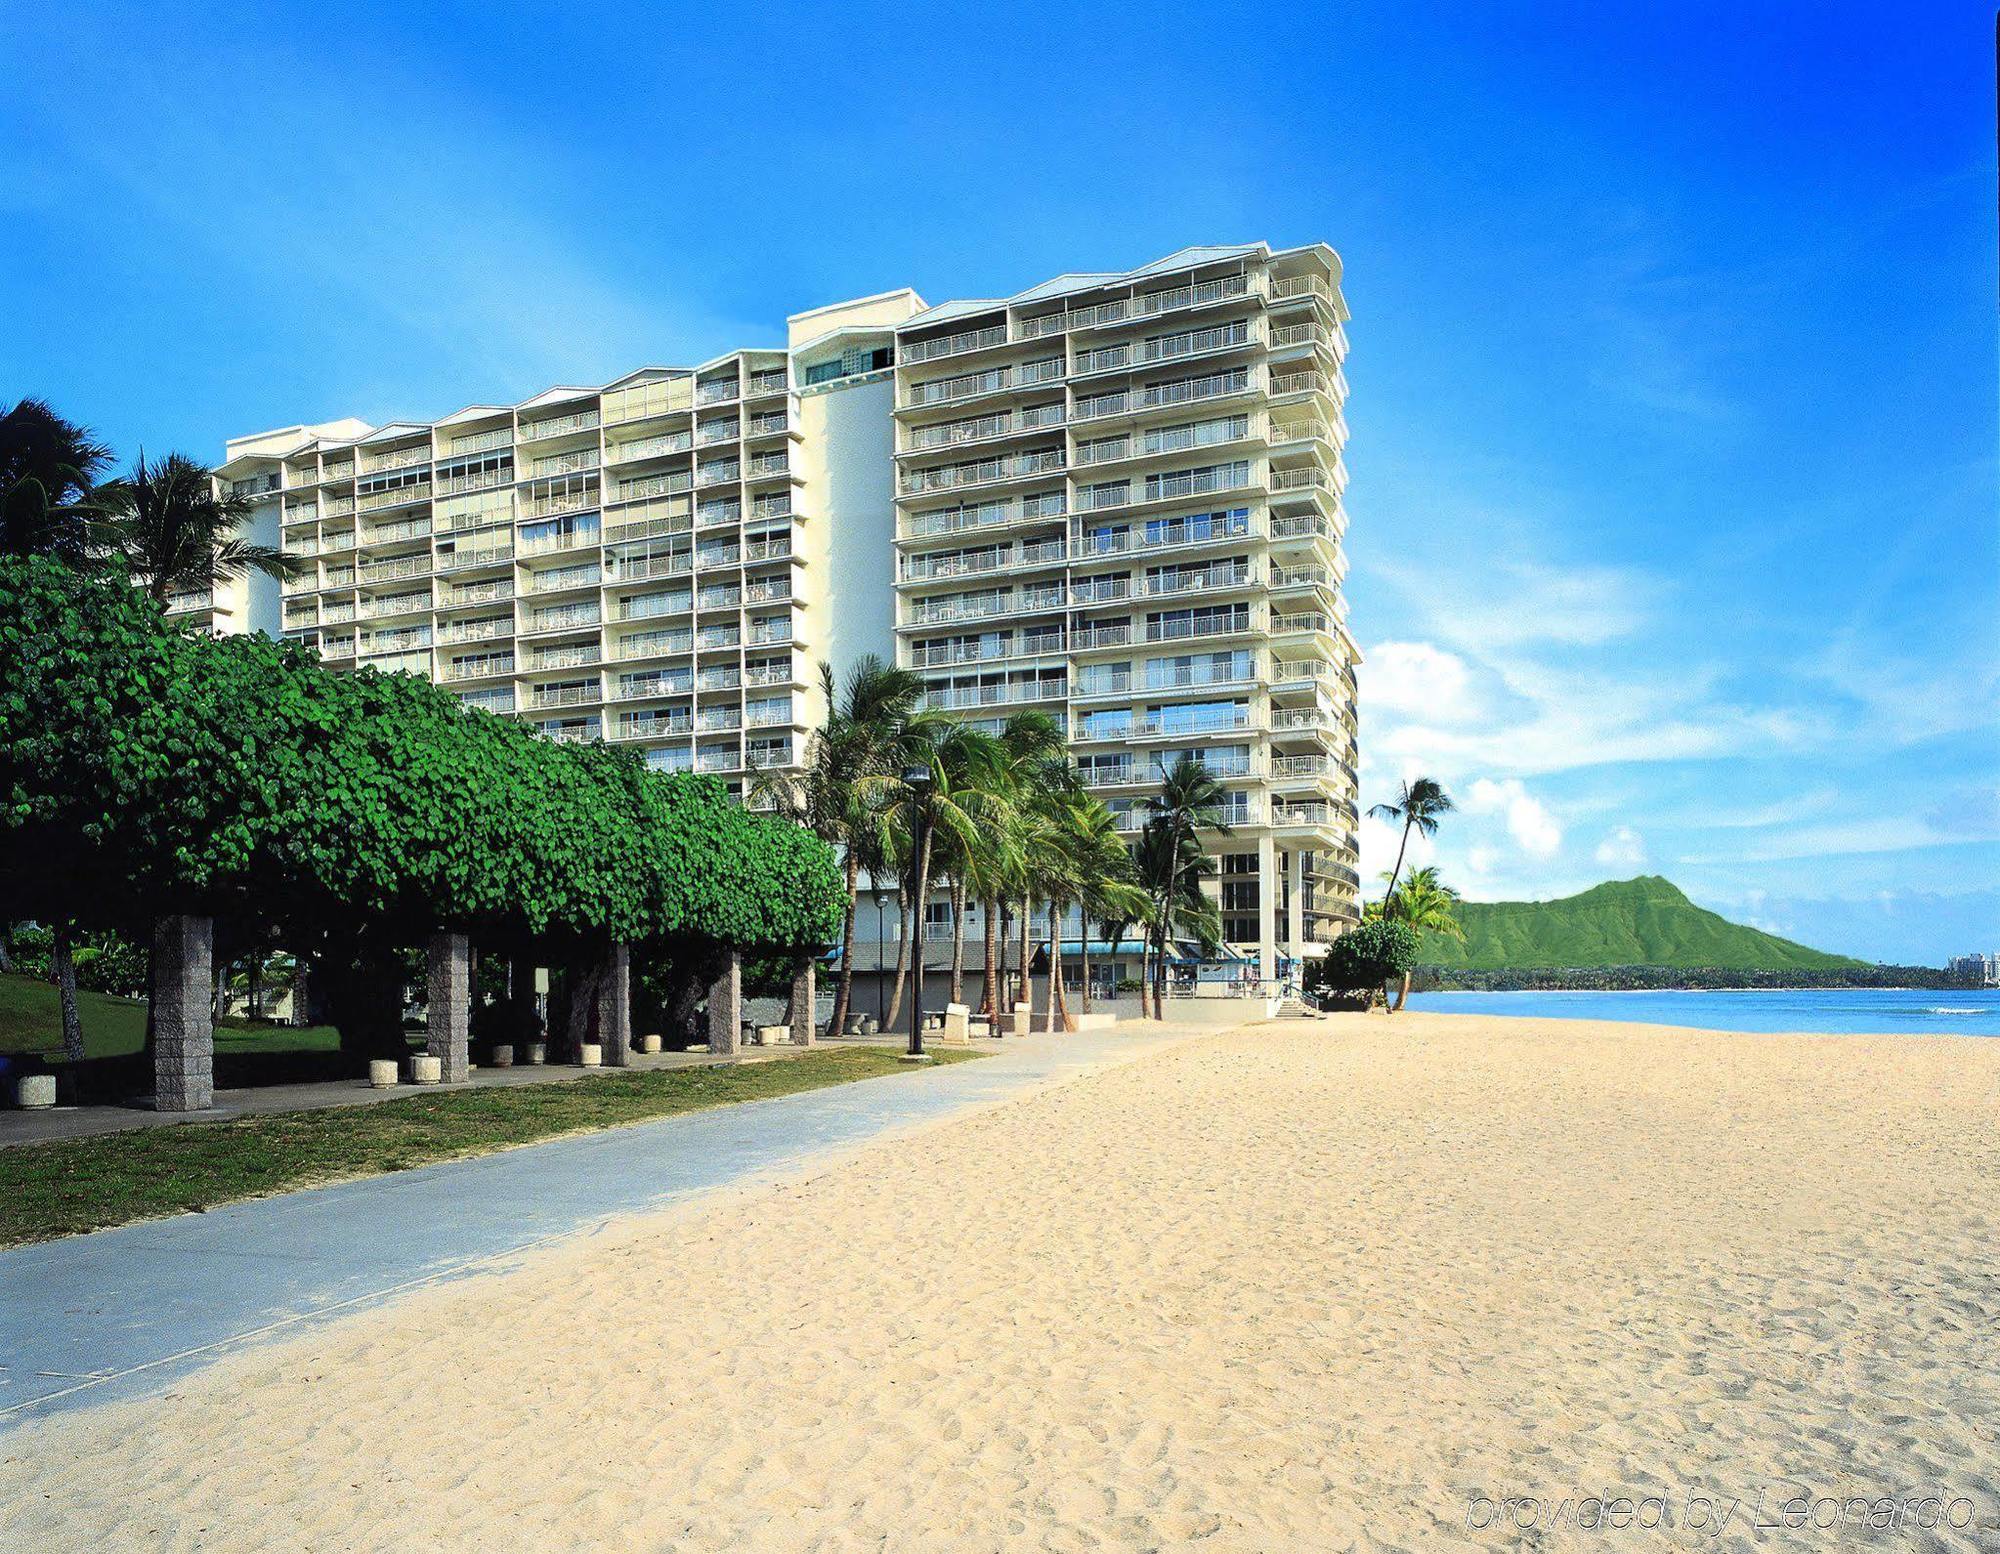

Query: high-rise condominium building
[214,243,1360,989]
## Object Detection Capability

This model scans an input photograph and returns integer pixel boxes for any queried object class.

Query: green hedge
[0,557,841,956]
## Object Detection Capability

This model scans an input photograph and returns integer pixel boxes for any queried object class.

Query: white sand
[4,1013,1997,1552]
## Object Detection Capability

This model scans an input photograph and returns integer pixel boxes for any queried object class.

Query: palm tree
[105,451,297,603]
[1061,798,1147,1016]
[753,656,924,1038]
[1141,756,1232,1016]
[867,720,1001,1032]
[1379,865,1464,1011]
[1367,776,1455,903]
[989,712,1067,1020]
[1133,821,1226,1016]
[0,399,116,567]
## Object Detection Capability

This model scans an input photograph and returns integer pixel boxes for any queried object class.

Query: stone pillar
[426,929,471,1084]
[596,942,632,1067]
[1257,833,1280,990]
[707,950,742,1057]
[1287,847,1306,977]
[152,913,214,1112]
[789,959,816,1047]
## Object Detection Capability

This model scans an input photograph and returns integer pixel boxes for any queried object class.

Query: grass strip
[0,1046,981,1246]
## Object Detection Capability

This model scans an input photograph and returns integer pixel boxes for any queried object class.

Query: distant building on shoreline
[1945,952,1998,986]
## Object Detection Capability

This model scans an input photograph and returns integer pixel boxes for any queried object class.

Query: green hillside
[1419,876,1868,971]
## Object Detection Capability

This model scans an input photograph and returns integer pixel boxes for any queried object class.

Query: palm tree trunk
[1045,903,1066,1033]
[981,895,1001,1021]
[1018,894,1033,1017]
[948,876,967,1008]
[52,922,84,1065]
[1384,820,1414,902]
[1151,917,1169,1020]
[1078,932,1092,1014]
[828,854,860,1037]
[1138,937,1152,1021]
[1394,971,1412,1012]
[885,825,934,1032]
[883,884,915,1030]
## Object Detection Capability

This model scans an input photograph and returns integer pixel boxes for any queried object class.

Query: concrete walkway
[0,1016,1247,1428]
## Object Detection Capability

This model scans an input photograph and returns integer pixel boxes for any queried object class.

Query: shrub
[1306,919,1419,996]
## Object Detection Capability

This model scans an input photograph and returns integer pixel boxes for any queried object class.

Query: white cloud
[1361,640,1480,720]
[1465,778,1564,857]
[1593,825,1648,867]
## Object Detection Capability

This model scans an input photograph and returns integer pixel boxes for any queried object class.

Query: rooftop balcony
[517,408,600,443]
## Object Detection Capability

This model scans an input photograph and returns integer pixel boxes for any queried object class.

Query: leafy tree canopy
[0,556,841,957]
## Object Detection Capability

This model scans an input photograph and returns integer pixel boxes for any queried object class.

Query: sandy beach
[4,1011,1997,1552]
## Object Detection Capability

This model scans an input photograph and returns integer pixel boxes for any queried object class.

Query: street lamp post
[903,764,933,1061]
[875,888,887,1027]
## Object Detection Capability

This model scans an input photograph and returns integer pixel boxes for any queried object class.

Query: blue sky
[3,1,1995,962]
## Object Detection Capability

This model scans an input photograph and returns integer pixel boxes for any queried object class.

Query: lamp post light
[902,763,934,1062]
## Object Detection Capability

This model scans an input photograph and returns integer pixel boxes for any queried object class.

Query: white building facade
[217,244,1360,988]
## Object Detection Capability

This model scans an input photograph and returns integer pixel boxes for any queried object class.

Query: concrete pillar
[707,950,742,1056]
[1287,847,1306,976]
[427,930,471,1084]
[789,959,816,1047]
[1257,833,1280,989]
[596,942,632,1067]
[152,913,214,1112]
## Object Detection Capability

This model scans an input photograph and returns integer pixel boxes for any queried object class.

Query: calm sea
[1407,987,2000,1036]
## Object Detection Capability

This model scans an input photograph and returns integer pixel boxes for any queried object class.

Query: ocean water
[1406,987,2000,1036]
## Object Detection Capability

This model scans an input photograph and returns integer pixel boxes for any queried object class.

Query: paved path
[0,1018,1236,1427]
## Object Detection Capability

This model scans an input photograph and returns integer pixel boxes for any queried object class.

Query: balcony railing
[357,484,431,514]
[900,448,1065,495]
[361,445,430,475]
[518,409,599,442]
[901,323,1008,364]
[448,426,514,456]
[528,684,598,709]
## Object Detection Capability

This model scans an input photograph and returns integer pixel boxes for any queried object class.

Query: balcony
[519,525,598,558]
[434,465,513,498]
[1269,370,1332,399]
[437,545,513,573]
[528,684,598,710]
[609,431,693,464]
[448,426,514,456]
[359,555,432,585]
[900,447,1064,496]
[438,618,511,646]
[696,378,739,406]
[361,445,430,476]
[524,488,599,521]
[539,721,602,745]
[518,409,600,443]
[443,580,513,608]
[902,322,1008,364]
[619,711,693,738]
[1071,623,1133,652]
[1144,614,1252,645]
[530,643,598,671]
[357,484,432,515]
[1146,565,1254,598]
[899,492,1067,540]
[527,565,602,596]
[1270,513,1337,543]
[921,680,1067,712]
[523,604,601,634]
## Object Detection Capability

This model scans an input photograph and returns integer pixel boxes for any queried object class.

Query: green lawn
[0,972,344,1061]
[0,1045,981,1245]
